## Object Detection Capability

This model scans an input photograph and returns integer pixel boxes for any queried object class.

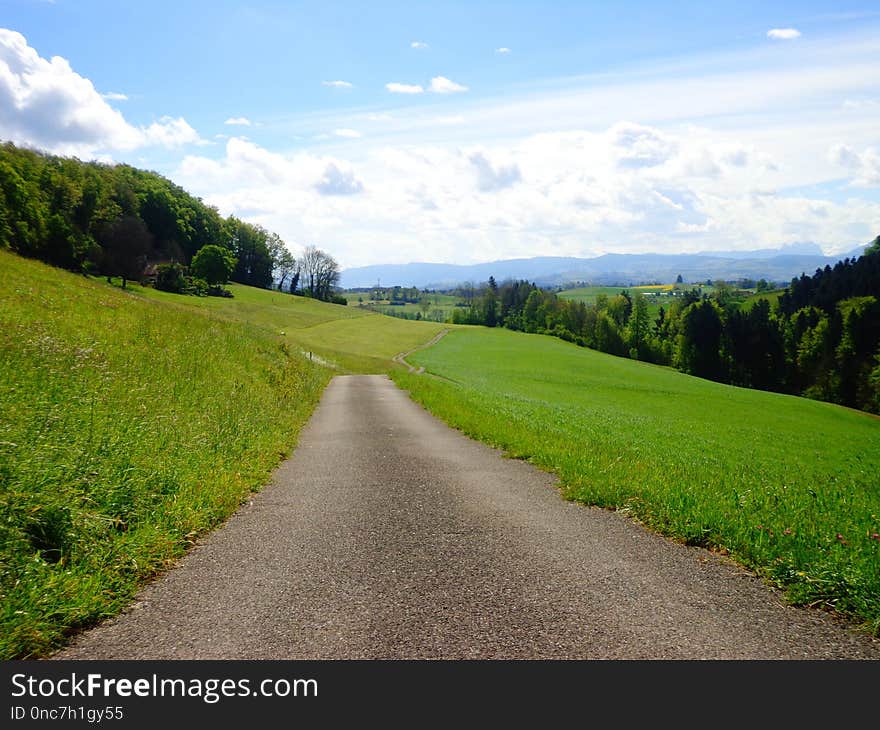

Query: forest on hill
[0,141,342,301]
[452,242,880,414]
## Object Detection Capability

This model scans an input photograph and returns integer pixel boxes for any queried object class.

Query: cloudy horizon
[0,2,878,269]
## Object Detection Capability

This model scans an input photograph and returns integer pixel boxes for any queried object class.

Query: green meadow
[131,280,446,373]
[0,251,440,658]
[558,284,689,318]
[395,326,880,633]
[4,245,879,656]
[343,291,461,323]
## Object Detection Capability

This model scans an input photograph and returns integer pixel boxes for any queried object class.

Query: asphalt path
[54,375,880,659]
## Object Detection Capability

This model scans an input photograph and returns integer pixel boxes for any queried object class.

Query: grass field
[558,284,673,303]
[131,281,446,373]
[0,251,442,658]
[343,291,461,323]
[740,288,785,311]
[394,327,880,633]
[558,283,702,318]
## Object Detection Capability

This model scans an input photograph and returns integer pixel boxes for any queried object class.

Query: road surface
[54,375,880,659]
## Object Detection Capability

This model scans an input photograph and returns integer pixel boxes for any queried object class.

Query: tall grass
[0,252,331,658]
[395,327,880,634]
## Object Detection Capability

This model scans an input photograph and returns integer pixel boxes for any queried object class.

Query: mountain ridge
[340,244,869,289]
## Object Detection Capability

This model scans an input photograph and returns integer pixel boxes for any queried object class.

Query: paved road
[55,375,880,659]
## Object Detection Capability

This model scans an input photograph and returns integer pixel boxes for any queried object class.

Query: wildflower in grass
[836,533,847,545]
[783,528,793,535]
[871,533,879,541]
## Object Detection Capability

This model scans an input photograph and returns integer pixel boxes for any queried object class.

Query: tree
[275,248,297,291]
[300,244,341,301]
[191,244,236,286]
[676,299,725,381]
[155,262,187,293]
[227,218,273,288]
[483,276,498,327]
[627,292,651,359]
[675,274,683,284]
[97,216,154,289]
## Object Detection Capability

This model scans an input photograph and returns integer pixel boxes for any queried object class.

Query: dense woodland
[0,141,342,301]
[452,242,880,414]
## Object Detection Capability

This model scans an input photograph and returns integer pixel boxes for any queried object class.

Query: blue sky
[1,0,879,267]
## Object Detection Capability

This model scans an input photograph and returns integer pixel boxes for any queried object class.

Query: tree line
[452,240,880,414]
[0,141,342,302]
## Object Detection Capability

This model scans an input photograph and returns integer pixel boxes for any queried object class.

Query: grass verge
[0,252,336,658]
[394,326,880,634]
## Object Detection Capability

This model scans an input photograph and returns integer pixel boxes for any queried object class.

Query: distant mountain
[694,242,824,260]
[340,244,871,289]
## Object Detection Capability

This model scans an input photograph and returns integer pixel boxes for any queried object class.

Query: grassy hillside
[0,251,440,658]
[131,281,445,373]
[394,327,880,633]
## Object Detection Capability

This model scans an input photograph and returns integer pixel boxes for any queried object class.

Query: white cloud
[429,76,468,94]
[386,82,424,94]
[610,121,677,168]
[495,47,511,54]
[0,28,202,156]
[224,116,252,126]
[334,128,362,138]
[169,29,880,268]
[315,162,364,195]
[144,116,203,147]
[411,41,429,49]
[829,143,880,186]
[323,80,353,88]
[101,92,128,101]
[767,28,801,40]
[469,151,521,191]
[173,116,880,270]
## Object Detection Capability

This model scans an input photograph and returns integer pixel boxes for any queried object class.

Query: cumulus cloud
[143,116,203,147]
[334,128,362,138]
[469,151,521,191]
[610,122,677,168]
[173,118,880,269]
[323,80,353,88]
[315,162,364,195]
[386,82,424,94]
[495,47,511,54]
[0,28,201,156]
[829,143,880,186]
[101,92,128,101]
[429,76,468,94]
[767,28,801,40]
[224,117,252,126]
[411,41,429,49]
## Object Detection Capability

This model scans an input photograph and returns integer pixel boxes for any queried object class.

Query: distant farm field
[343,291,461,324]
[395,327,880,633]
[558,284,697,318]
